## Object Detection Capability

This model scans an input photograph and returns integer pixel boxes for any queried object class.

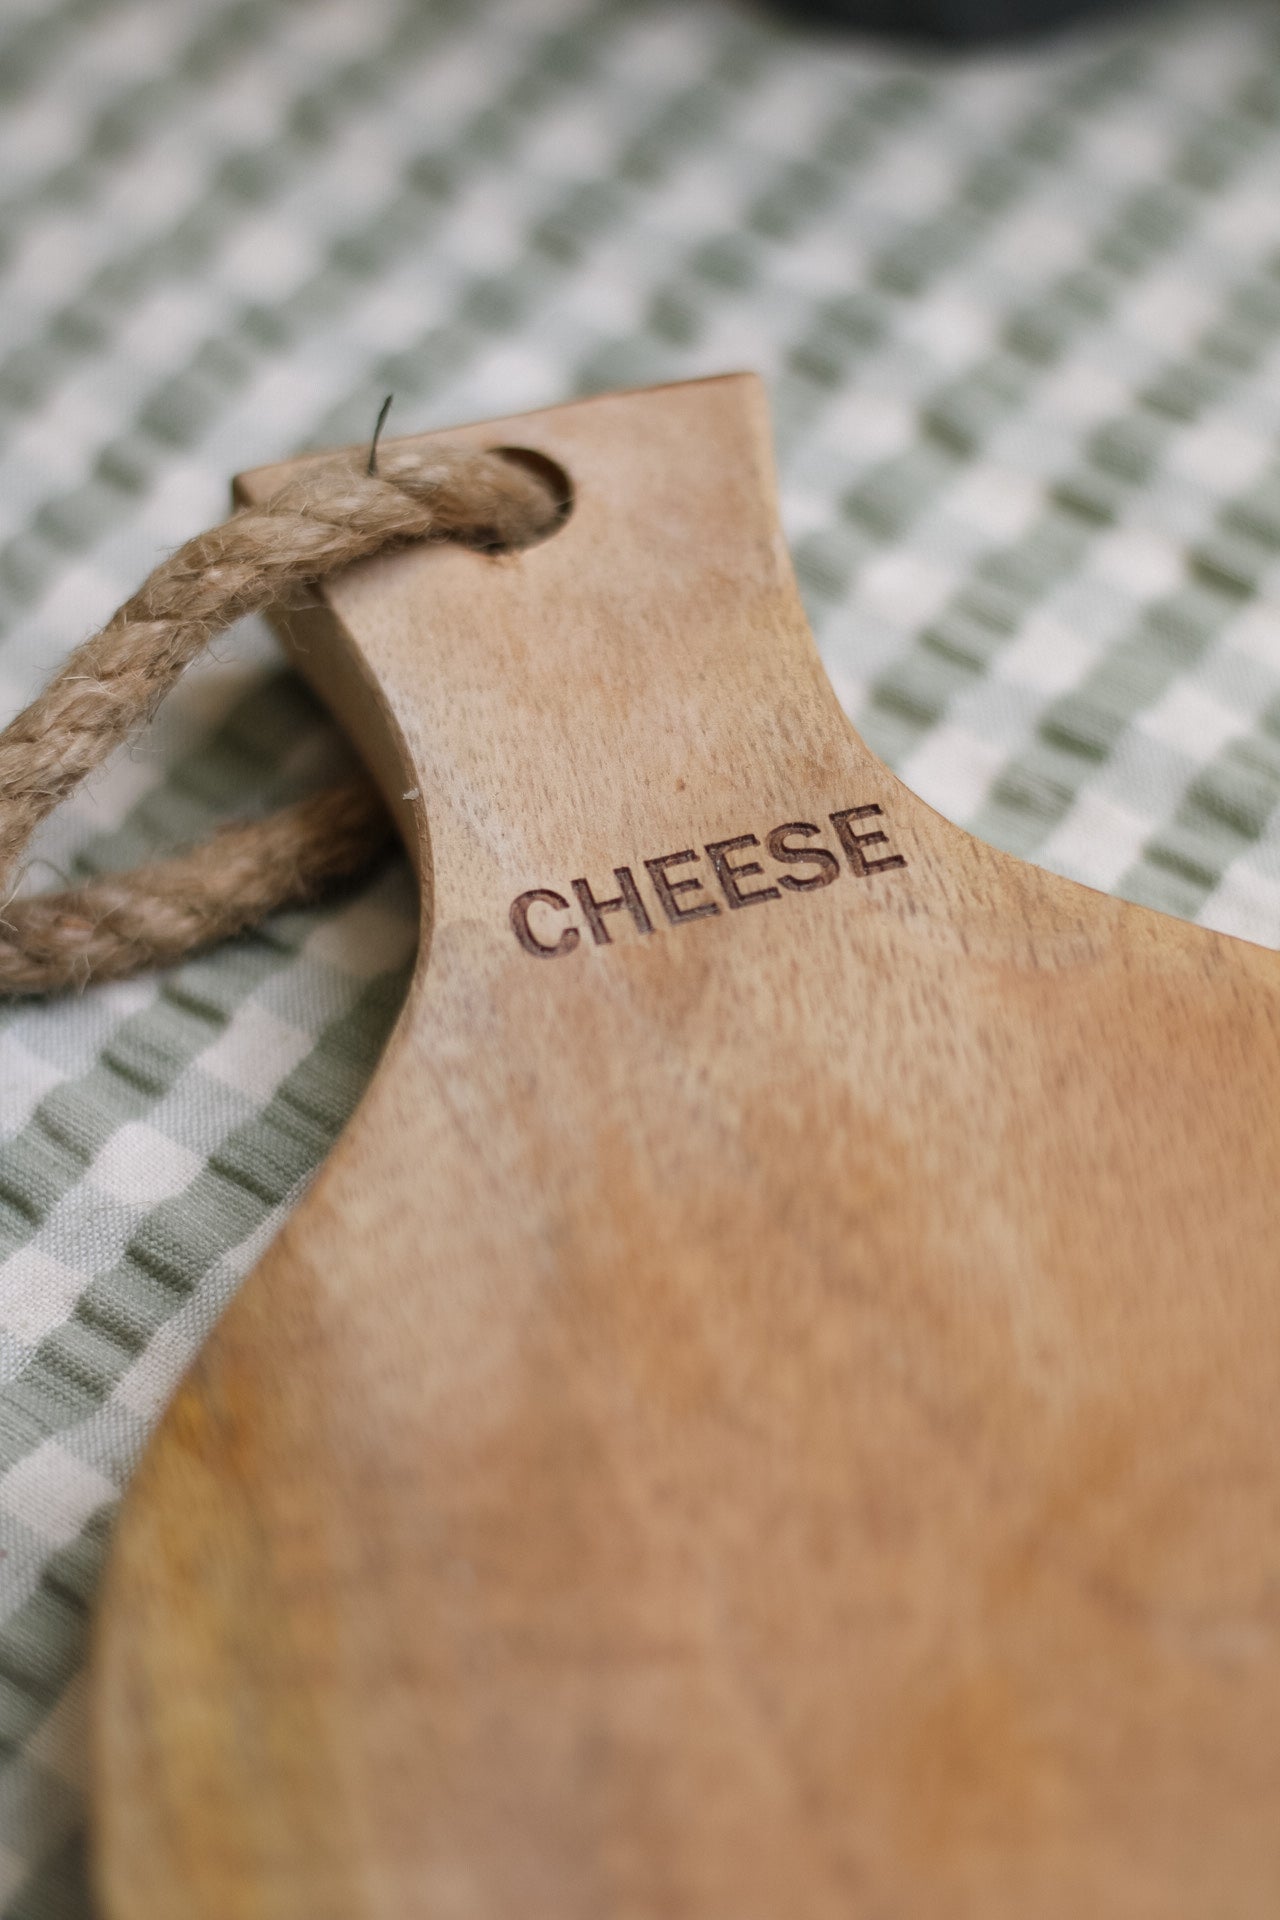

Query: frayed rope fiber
[0,443,565,994]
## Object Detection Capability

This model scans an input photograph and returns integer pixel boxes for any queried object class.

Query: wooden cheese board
[93,375,1280,1918]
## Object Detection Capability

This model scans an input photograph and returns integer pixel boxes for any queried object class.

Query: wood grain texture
[93,376,1280,1918]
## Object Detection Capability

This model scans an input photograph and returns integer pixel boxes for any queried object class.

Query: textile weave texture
[5,0,1280,1909]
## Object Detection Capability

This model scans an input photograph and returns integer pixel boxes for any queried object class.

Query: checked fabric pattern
[4,0,1280,1909]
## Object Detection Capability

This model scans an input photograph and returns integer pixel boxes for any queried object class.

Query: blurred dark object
[770,0,1146,44]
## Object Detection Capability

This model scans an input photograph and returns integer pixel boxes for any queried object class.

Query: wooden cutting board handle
[93,375,1280,1919]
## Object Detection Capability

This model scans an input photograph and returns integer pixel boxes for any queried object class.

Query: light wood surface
[93,376,1280,1918]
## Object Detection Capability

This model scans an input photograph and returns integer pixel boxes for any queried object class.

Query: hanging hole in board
[489,446,575,549]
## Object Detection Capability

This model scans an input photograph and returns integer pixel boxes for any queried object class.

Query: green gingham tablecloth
[6,0,1280,1908]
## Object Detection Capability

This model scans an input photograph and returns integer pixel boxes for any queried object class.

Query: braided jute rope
[0,443,565,995]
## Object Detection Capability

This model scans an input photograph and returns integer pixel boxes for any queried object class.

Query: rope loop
[0,444,565,994]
